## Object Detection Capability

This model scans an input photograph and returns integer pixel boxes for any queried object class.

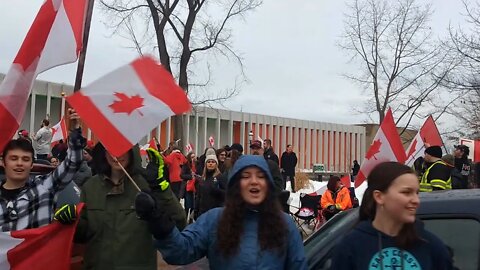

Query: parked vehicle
[304,189,480,270]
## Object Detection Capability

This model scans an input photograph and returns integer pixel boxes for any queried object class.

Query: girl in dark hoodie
[331,162,452,270]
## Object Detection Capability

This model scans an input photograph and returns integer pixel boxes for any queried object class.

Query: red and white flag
[405,116,443,166]
[50,117,67,143]
[355,109,407,188]
[0,204,84,270]
[185,143,193,153]
[208,136,215,147]
[140,138,157,156]
[0,0,87,152]
[67,56,191,157]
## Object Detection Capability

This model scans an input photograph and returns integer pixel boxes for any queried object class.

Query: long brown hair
[360,162,421,249]
[216,174,287,257]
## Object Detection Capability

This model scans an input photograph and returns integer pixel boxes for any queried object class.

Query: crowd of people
[0,112,474,269]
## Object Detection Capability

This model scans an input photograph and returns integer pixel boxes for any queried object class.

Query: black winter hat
[425,146,442,158]
[230,143,243,154]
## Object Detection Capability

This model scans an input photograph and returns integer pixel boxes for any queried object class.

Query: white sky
[0,0,470,127]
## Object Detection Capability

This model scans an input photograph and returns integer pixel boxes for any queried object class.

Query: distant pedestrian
[281,144,297,191]
[33,119,52,160]
[453,145,471,189]
[263,139,279,165]
[351,160,360,182]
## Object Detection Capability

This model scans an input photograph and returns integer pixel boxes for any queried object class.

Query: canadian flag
[0,0,87,152]
[50,117,67,143]
[67,56,191,157]
[0,204,84,270]
[355,109,407,188]
[140,138,157,156]
[405,116,443,166]
[185,143,193,153]
[208,136,215,147]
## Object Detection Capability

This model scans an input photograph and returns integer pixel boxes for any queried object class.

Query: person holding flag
[0,108,84,232]
[67,145,186,269]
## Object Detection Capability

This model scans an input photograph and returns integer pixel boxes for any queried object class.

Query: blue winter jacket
[155,207,307,270]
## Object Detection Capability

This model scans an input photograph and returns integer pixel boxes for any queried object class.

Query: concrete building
[1,73,366,173]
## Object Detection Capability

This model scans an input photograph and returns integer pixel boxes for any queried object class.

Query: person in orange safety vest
[321,176,352,221]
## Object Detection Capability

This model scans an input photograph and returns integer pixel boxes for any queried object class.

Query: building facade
[1,74,366,173]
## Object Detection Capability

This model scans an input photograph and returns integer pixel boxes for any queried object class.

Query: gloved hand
[54,204,77,224]
[135,191,175,239]
[327,205,336,212]
[145,148,169,191]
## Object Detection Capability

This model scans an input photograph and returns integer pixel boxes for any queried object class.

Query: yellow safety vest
[420,160,452,192]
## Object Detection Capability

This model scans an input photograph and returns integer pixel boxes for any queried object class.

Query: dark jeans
[284,174,295,192]
[36,154,48,161]
[323,208,340,221]
[170,182,182,200]
[184,191,194,213]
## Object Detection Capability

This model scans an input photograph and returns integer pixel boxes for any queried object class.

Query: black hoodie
[331,220,453,270]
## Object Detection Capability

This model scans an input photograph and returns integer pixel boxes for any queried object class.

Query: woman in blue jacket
[135,155,307,270]
[331,162,453,270]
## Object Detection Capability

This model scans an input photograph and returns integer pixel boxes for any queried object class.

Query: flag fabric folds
[0,0,87,152]
[0,204,84,270]
[355,109,407,188]
[67,56,191,157]
[50,117,68,143]
[405,115,443,166]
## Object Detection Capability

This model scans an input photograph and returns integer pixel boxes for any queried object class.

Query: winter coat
[280,151,297,177]
[73,160,92,187]
[180,163,196,192]
[164,150,187,183]
[194,172,225,217]
[264,147,279,165]
[321,186,352,211]
[331,220,452,269]
[267,159,284,193]
[74,147,186,270]
[155,207,307,270]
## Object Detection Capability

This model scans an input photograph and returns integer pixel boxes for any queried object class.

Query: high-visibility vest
[420,160,452,192]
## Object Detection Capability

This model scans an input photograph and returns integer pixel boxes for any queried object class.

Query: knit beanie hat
[441,154,455,167]
[205,154,218,163]
[205,148,216,157]
[425,146,442,158]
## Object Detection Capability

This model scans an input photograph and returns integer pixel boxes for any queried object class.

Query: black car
[304,189,480,270]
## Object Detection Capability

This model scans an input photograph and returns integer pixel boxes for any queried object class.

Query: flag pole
[113,157,142,192]
[73,0,95,92]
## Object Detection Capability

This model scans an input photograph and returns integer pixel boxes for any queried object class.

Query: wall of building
[1,73,366,173]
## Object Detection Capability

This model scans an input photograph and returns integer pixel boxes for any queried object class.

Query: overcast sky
[0,0,470,127]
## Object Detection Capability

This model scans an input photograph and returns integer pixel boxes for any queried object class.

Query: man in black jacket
[281,144,297,192]
[453,145,471,189]
[250,140,283,193]
[263,139,279,165]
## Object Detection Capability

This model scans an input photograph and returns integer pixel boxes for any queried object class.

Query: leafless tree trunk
[341,0,456,131]
[99,0,261,149]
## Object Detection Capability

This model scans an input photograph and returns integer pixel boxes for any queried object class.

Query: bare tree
[341,0,456,131]
[99,0,262,147]
[445,1,480,138]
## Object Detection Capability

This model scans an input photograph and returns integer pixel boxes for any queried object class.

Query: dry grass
[295,172,312,192]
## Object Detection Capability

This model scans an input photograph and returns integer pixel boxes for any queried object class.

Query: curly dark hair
[216,178,288,257]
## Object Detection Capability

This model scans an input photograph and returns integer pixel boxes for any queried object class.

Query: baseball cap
[455,144,470,156]
[249,140,262,149]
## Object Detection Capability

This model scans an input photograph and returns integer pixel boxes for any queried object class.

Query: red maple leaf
[366,139,382,160]
[109,92,144,116]
[406,138,417,158]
